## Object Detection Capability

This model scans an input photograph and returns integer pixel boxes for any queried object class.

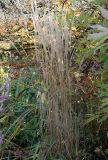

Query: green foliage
[0,68,44,159]
[93,0,108,6]
[86,6,108,137]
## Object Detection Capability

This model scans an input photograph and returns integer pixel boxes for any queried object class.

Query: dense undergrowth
[0,0,108,159]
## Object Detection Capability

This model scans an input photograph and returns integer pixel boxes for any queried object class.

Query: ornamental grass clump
[31,0,83,159]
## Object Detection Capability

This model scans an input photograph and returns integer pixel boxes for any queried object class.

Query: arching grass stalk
[31,0,81,159]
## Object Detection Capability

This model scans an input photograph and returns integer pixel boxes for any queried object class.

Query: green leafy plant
[0,68,44,159]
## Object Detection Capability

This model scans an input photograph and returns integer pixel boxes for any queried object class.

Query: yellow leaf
[71,26,77,32]
[74,9,81,17]
[66,9,73,14]
[64,1,71,7]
